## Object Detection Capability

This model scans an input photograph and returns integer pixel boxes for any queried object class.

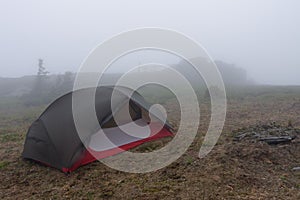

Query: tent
[22,86,173,173]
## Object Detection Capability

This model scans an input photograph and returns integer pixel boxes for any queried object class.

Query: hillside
[0,60,254,99]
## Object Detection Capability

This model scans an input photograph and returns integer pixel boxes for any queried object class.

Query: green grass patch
[0,161,9,169]
[0,133,21,143]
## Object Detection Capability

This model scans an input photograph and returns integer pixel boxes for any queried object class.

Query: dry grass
[0,86,300,199]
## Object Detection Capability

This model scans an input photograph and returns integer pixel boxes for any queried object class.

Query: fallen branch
[259,136,296,145]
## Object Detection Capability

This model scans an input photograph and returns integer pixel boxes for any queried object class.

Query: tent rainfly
[22,86,173,173]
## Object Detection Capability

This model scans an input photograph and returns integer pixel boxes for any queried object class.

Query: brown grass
[1,86,300,199]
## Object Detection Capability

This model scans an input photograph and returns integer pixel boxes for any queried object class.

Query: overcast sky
[0,0,299,85]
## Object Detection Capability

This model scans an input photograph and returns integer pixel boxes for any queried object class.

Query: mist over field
[0,0,300,85]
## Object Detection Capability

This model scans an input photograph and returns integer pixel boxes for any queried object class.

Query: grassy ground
[0,86,300,199]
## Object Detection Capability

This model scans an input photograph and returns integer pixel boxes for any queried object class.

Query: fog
[0,0,300,85]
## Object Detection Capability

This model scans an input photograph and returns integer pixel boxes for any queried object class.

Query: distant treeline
[174,58,254,87]
[0,58,254,106]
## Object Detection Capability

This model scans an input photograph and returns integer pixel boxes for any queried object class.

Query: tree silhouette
[37,59,49,76]
[21,59,51,106]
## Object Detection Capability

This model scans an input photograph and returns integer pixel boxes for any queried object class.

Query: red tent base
[62,127,173,173]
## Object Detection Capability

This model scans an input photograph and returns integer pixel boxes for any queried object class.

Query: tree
[34,59,49,94]
[37,59,49,76]
[21,59,51,106]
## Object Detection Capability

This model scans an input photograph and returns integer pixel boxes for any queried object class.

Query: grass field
[0,85,300,199]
